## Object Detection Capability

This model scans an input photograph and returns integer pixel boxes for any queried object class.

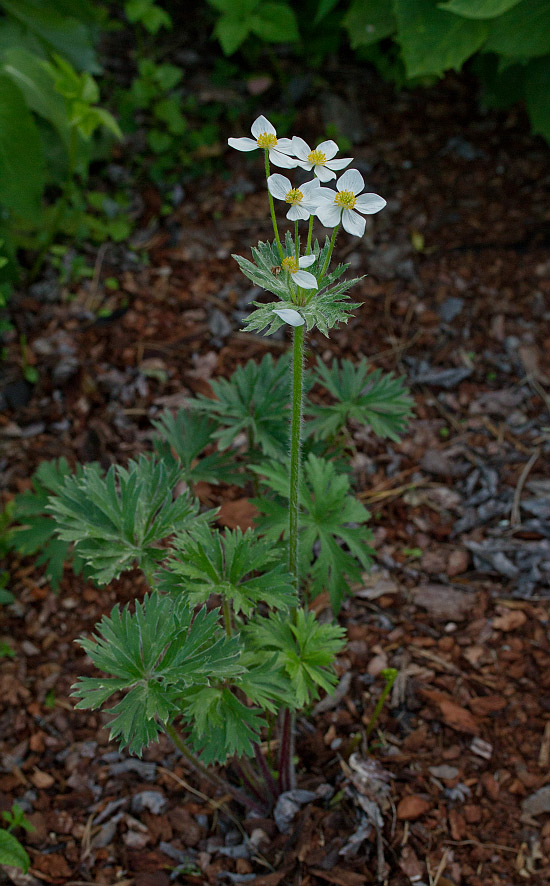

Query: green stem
[365,668,398,745]
[289,323,305,589]
[306,215,314,255]
[320,221,340,279]
[294,219,299,260]
[265,149,284,260]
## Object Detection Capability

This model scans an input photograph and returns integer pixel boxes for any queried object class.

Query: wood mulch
[1,65,550,885]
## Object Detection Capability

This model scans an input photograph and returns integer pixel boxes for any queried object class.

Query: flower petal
[267,174,291,200]
[316,201,342,228]
[341,208,366,237]
[300,178,321,198]
[273,308,304,327]
[286,204,310,221]
[298,254,316,268]
[291,136,310,160]
[251,115,276,138]
[276,137,295,155]
[315,187,337,202]
[296,160,314,172]
[354,193,387,215]
[228,137,258,152]
[292,270,317,289]
[337,168,364,195]
[269,148,297,169]
[326,157,352,171]
[316,139,338,160]
[315,165,336,182]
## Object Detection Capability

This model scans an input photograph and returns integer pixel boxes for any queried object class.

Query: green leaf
[47,455,203,584]
[250,3,300,43]
[151,409,244,487]
[393,0,488,78]
[0,47,71,147]
[1,0,100,73]
[0,829,30,872]
[214,15,252,54]
[314,0,340,25]
[0,74,45,222]
[525,55,550,140]
[308,358,414,442]
[183,686,266,763]
[253,454,374,612]
[73,594,242,756]
[160,523,297,616]
[438,0,522,18]
[483,0,550,58]
[191,353,291,459]
[343,0,397,49]
[245,608,345,707]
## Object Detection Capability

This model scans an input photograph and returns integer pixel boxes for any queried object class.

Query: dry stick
[511,449,540,526]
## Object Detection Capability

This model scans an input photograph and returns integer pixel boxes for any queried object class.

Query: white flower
[281,254,317,289]
[316,169,386,237]
[291,137,352,182]
[227,115,296,169]
[273,308,305,327]
[267,174,321,221]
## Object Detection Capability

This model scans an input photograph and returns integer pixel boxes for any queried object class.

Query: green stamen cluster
[257,132,277,149]
[282,256,299,274]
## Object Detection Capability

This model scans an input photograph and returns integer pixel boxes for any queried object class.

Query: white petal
[326,157,352,171]
[314,165,335,182]
[300,178,321,198]
[267,174,291,200]
[286,204,309,221]
[341,208,365,237]
[276,137,295,154]
[292,270,317,289]
[298,254,316,268]
[228,137,258,152]
[337,168,364,195]
[354,193,387,215]
[291,136,310,160]
[316,202,342,228]
[273,308,304,327]
[302,198,322,215]
[315,187,337,202]
[296,160,314,172]
[316,139,338,160]
[251,115,276,138]
[269,148,298,169]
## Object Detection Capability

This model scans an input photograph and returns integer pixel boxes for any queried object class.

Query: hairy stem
[306,215,314,255]
[320,221,340,279]
[289,323,305,588]
[165,723,261,813]
[254,743,278,801]
[294,219,299,260]
[265,150,284,260]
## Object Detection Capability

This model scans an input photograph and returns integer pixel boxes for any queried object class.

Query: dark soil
[1,65,550,886]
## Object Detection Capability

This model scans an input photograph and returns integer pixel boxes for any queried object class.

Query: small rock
[447,549,469,576]
[522,786,550,818]
[428,764,459,780]
[131,790,167,815]
[412,585,473,621]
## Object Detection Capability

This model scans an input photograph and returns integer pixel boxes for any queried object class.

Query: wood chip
[397,795,431,821]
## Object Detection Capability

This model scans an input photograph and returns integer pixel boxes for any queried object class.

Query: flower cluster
[228,115,386,238]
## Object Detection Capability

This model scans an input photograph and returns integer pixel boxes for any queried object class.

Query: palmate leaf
[182,686,267,764]
[159,523,297,616]
[73,594,242,756]
[253,454,374,612]
[308,358,414,442]
[151,409,244,486]
[47,455,202,584]
[244,608,345,708]
[191,353,290,458]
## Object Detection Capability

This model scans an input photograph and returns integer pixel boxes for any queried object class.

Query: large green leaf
[344,0,397,49]
[483,0,550,58]
[393,0,488,77]
[250,3,299,43]
[1,0,99,72]
[0,47,70,147]
[438,0,522,18]
[0,829,30,872]
[0,74,45,221]
[525,55,550,140]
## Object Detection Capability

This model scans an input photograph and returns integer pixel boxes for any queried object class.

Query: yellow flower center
[334,190,356,210]
[282,256,299,274]
[257,132,277,149]
[284,188,303,206]
[307,149,327,166]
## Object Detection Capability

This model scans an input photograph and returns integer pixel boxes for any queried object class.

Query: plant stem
[320,221,340,279]
[165,723,261,813]
[289,323,305,589]
[254,743,278,801]
[278,707,296,792]
[265,150,284,260]
[365,668,398,745]
[294,220,299,260]
[306,215,314,255]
